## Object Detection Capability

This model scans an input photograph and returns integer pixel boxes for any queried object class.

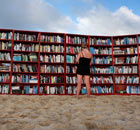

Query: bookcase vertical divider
[88,36,91,95]
[64,34,67,95]
[9,30,14,94]
[111,36,115,95]
[136,35,140,89]
[38,32,41,95]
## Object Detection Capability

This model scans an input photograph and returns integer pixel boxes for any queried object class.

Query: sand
[0,95,140,130]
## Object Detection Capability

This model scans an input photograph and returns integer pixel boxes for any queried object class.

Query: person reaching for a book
[76,43,93,98]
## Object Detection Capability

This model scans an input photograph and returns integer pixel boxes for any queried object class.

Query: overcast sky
[0,0,140,35]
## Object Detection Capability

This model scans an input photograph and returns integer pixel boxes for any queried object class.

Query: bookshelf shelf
[91,64,112,66]
[0,29,140,95]
[13,61,38,63]
[0,39,12,41]
[0,50,11,52]
[12,83,38,85]
[40,73,64,75]
[66,43,81,46]
[113,44,137,47]
[0,82,9,84]
[0,60,11,62]
[114,54,138,56]
[114,63,138,66]
[14,40,39,43]
[92,54,112,56]
[0,71,10,73]
[90,45,112,47]
[114,73,139,75]
[91,73,113,75]
[14,50,38,53]
[115,83,139,85]
[12,72,38,74]
[91,83,113,85]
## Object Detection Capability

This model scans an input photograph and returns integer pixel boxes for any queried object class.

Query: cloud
[0,0,75,32]
[0,0,140,36]
[75,5,140,35]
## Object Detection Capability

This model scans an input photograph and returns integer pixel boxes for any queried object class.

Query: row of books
[14,33,38,41]
[40,35,64,43]
[14,43,39,52]
[90,76,113,84]
[90,38,112,45]
[0,32,12,40]
[0,63,11,71]
[66,76,77,84]
[0,74,9,82]
[115,76,139,84]
[113,47,137,54]
[66,86,76,94]
[40,55,64,63]
[66,46,80,54]
[40,76,64,83]
[9,85,140,94]
[92,56,112,64]
[90,47,112,54]
[13,64,37,72]
[11,85,38,94]
[12,75,38,83]
[13,53,38,62]
[114,66,138,74]
[0,85,9,94]
[114,56,138,64]
[114,37,137,45]
[0,41,12,50]
[66,36,88,44]
[91,66,113,74]
[126,86,139,94]
[0,52,11,61]
[66,55,76,63]
[40,65,64,73]
[66,66,77,73]
[39,86,64,94]
[91,86,113,94]
[40,45,64,53]
[66,85,113,94]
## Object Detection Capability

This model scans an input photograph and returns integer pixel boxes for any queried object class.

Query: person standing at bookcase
[76,43,92,98]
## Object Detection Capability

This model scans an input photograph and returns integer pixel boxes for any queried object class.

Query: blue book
[136,86,139,94]
[110,86,113,93]
[93,57,96,64]
[66,55,71,63]
[90,47,95,54]
[13,56,21,61]
[81,87,87,94]
[107,39,111,45]
[25,86,29,94]
[97,39,101,45]
[97,86,102,93]
[129,86,131,94]
[101,76,104,83]
[91,86,94,94]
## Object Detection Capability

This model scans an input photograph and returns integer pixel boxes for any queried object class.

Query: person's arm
[76,52,81,64]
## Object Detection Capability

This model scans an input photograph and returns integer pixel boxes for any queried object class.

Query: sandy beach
[0,95,140,130]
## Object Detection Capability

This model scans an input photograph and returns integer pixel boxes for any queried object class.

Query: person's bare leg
[84,75,91,97]
[76,74,82,98]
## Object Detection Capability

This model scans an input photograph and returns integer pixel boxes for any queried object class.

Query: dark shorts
[76,66,90,76]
